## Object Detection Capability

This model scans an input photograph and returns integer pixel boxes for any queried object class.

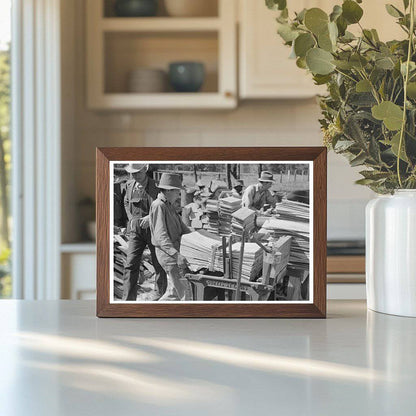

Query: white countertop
[0,300,414,415]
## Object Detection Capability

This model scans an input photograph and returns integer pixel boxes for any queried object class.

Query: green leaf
[304,8,329,35]
[330,5,343,22]
[385,4,404,18]
[342,0,363,24]
[334,139,355,152]
[336,15,348,36]
[313,74,332,85]
[350,152,368,167]
[375,56,395,70]
[403,0,410,9]
[355,178,377,185]
[266,0,287,11]
[356,79,372,92]
[333,59,353,70]
[296,57,307,69]
[294,33,315,57]
[372,101,404,130]
[371,29,380,42]
[277,23,299,42]
[382,132,409,162]
[306,48,335,75]
[318,31,333,52]
[407,82,416,99]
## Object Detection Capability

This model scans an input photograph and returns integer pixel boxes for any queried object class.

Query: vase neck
[394,190,416,196]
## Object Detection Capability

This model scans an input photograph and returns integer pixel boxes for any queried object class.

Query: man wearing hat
[242,171,277,212]
[122,163,167,301]
[149,173,191,301]
[182,190,207,230]
[231,179,245,198]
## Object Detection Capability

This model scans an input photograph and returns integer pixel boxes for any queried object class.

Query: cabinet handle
[225,91,234,98]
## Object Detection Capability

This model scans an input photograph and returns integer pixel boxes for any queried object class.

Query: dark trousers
[122,219,167,301]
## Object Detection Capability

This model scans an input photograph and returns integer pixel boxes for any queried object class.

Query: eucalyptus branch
[397,0,415,187]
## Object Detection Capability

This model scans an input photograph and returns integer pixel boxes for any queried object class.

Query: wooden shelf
[89,92,235,110]
[327,256,365,274]
[101,17,221,32]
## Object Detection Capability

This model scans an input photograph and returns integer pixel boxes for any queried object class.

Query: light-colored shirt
[150,193,190,257]
[242,183,276,211]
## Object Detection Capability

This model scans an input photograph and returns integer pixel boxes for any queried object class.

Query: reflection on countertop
[0,300,415,415]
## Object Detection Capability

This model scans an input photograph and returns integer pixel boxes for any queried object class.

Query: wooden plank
[101,17,221,32]
[327,256,365,274]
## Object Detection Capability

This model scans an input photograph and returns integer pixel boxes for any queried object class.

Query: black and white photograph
[110,161,312,303]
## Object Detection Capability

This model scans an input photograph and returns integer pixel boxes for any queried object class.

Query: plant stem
[398,0,415,188]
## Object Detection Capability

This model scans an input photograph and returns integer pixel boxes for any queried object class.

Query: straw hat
[125,163,148,174]
[258,171,274,183]
[158,173,184,190]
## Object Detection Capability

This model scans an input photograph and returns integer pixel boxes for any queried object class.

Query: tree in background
[0,45,11,298]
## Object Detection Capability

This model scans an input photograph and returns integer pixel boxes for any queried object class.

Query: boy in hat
[231,179,245,198]
[149,173,191,301]
[122,163,167,301]
[182,190,207,230]
[242,171,276,212]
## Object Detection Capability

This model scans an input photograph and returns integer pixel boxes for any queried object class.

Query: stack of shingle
[180,230,223,272]
[218,196,241,235]
[205,199,220,234]
[113,234,128,299]
[274,200,309,222]
[260,218,309,270]
[231,207,256,237]
[214,242,264,281]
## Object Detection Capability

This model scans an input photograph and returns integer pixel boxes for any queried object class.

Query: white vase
[366,190,416,317]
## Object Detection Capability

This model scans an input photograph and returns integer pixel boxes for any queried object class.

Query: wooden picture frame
[97,147,327,318]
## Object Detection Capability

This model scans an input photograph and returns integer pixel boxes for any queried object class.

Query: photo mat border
[109,160,314,305]
[97,147,327,318]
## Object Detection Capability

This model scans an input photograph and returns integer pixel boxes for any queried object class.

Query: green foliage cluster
[266,0,416,193]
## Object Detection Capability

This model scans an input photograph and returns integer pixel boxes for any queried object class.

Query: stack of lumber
[218,196,241,235]
[113,233,155,299]
[205,199,220,234]
[231,207,256,237]
[274,200,309,222]
[214,242,263,281]
[180,230,223,272]
[261,218,309,270]
[113,234,128,299]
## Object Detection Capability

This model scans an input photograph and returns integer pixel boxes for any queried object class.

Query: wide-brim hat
[158,173,184,190]
[196,180,205,187]
[259,170,274,183]
[125,163,148,174]
[234,179,244,187]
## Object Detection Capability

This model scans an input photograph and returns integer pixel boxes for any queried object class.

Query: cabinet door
[239,0,322,99]
[238,0,404,99]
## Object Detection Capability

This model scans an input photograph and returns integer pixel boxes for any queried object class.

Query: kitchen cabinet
[239,0,325,99]
[86,0,237,109]
[238,0,405,99]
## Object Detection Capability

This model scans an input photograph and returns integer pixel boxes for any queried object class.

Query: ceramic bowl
[114,0,158,17]
[168,62,205,93]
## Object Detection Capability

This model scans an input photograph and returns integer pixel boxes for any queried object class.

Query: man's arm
[241,186,255,209]
[266,189,277,207]
[150,203,178,257]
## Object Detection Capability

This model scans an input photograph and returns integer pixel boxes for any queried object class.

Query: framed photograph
[96,147,327,318]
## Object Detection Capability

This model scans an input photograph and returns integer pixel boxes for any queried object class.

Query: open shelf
[104,31,219,94]
[86,0,236,109]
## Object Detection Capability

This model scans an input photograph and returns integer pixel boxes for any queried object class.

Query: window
[0,0,11,298]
